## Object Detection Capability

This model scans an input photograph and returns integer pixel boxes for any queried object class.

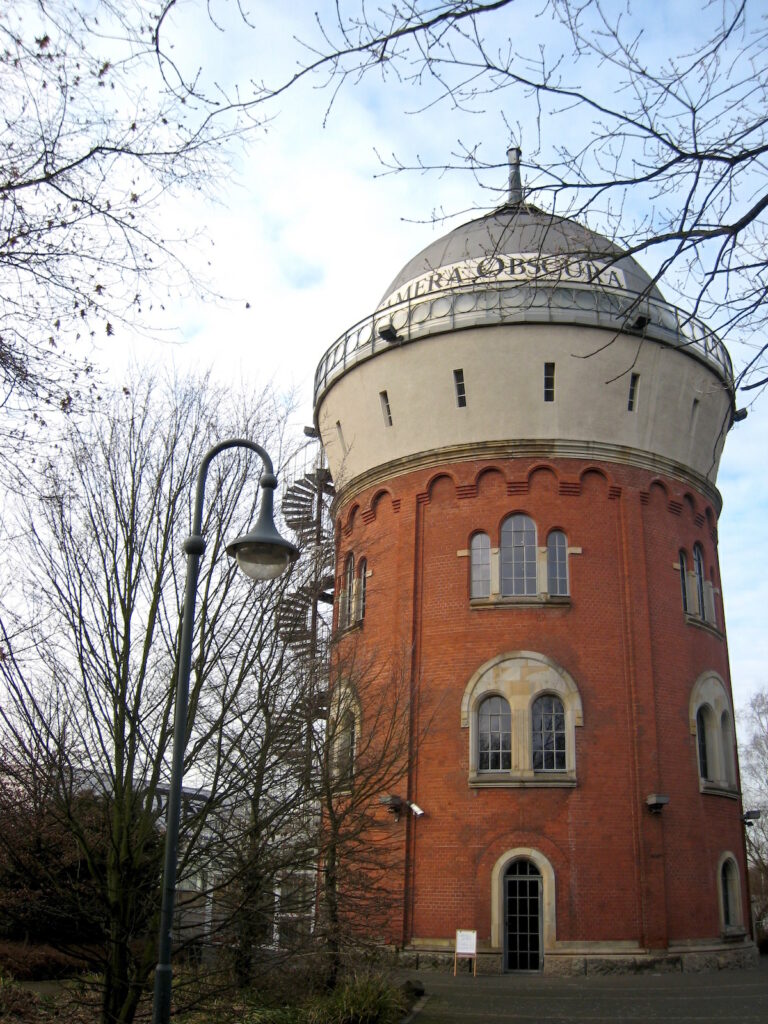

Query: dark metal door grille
[504,861,541,971]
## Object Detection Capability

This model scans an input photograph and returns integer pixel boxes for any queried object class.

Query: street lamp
[152,439,299,1024]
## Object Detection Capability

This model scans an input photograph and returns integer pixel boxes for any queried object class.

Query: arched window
[357,558,367,621]
[720,711,736,787]
[690,673,738,794]
[463,653,582,787]
[335,710,356,785]
[501,514,537,596]
[470,532,491,598]
[478,695,511,771]
[532,695,566,771]
[720,858,742,930]
[342,553,354,627]
[679,550,689,612]
[693,544,706,619]
[546,531,568,596]
[696,706,712,780]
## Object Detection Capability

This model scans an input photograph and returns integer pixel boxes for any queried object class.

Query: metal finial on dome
[507,146,523,205]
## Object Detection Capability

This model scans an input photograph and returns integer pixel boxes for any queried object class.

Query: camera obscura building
[313,152,755,973]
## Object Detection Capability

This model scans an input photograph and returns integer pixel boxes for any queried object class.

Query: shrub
[303,972,407,1024]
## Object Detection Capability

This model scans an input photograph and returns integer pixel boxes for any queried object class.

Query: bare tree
[0,0,270,430]
[0,370,309,1024]
[292,0,768,393]
[740,689,768,946]
[311,639,421,990]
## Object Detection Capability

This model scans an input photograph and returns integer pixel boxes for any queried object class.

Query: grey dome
[379,203,664,306]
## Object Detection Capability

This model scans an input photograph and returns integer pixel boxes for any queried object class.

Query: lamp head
[226,471,299,581]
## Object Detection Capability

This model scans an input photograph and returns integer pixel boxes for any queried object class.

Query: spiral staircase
[278,444,334,726]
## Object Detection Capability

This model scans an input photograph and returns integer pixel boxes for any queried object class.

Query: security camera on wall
[409,803,425,817]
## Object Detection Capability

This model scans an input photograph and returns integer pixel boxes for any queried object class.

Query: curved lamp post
[152,440,299,1024]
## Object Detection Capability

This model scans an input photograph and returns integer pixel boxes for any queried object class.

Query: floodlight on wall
[646,793,670,814]
[378,324,400,343]
[380,794,408,820]
[742,809,762,826]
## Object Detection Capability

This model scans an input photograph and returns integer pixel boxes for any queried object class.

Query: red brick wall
[332,457,748,951]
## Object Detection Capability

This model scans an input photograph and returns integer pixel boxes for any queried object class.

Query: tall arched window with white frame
[342,552,354,627]
[696,705,713,780]
[470,532,491,598]
[546,531,568,596]
[478,695,512,771]
[501,514,537,596]
[356,558,367,621]
[679,550,689,612]
[693,544,706,619]
[532,694,566,771]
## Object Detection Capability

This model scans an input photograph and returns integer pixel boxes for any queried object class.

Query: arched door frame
[491,847,557,954]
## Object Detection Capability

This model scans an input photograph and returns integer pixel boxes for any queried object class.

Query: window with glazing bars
[478,695,512,771]
[470,533,491,598]
[356,558,367,621]
[546,531,568,595]
[501,514,537,596]
[693,544,706,619]
[679,551,688,612]
[696,706,710,779]
[532,695,566,771]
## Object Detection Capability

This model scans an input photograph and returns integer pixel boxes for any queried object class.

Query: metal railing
[313,280,733,406]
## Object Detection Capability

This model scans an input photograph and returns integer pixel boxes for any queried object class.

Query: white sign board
[455,929,477,956]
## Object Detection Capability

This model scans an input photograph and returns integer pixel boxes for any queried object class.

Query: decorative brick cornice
[329,438,722,515]
[559,481,581,496]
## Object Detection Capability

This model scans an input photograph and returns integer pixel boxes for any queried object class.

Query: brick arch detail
[578,464,612,484]
[365,487,397,522]
[490,847,557,951]
[426,470,459,496]
[342,503,360,535]
[473,465,507,487]
[526,462,560,483]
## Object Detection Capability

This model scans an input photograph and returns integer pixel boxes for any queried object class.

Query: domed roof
[379,202,664,307]
[314,151,732,412]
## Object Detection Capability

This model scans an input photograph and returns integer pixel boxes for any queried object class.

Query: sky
[99,0,767,724]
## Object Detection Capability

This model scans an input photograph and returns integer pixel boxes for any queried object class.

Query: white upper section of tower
[314,177,735,502]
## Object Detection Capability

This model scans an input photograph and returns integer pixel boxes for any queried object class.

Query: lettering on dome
[379,253,627,309]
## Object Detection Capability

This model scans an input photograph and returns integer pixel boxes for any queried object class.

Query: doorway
[504,859,542,971]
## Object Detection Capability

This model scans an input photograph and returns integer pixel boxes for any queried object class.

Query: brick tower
[312,150,755,973]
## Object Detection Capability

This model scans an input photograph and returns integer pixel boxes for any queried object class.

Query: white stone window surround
[461,652,583,788]
[689,672,739,798]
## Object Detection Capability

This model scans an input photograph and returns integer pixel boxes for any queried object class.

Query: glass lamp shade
[226,533,299,581]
